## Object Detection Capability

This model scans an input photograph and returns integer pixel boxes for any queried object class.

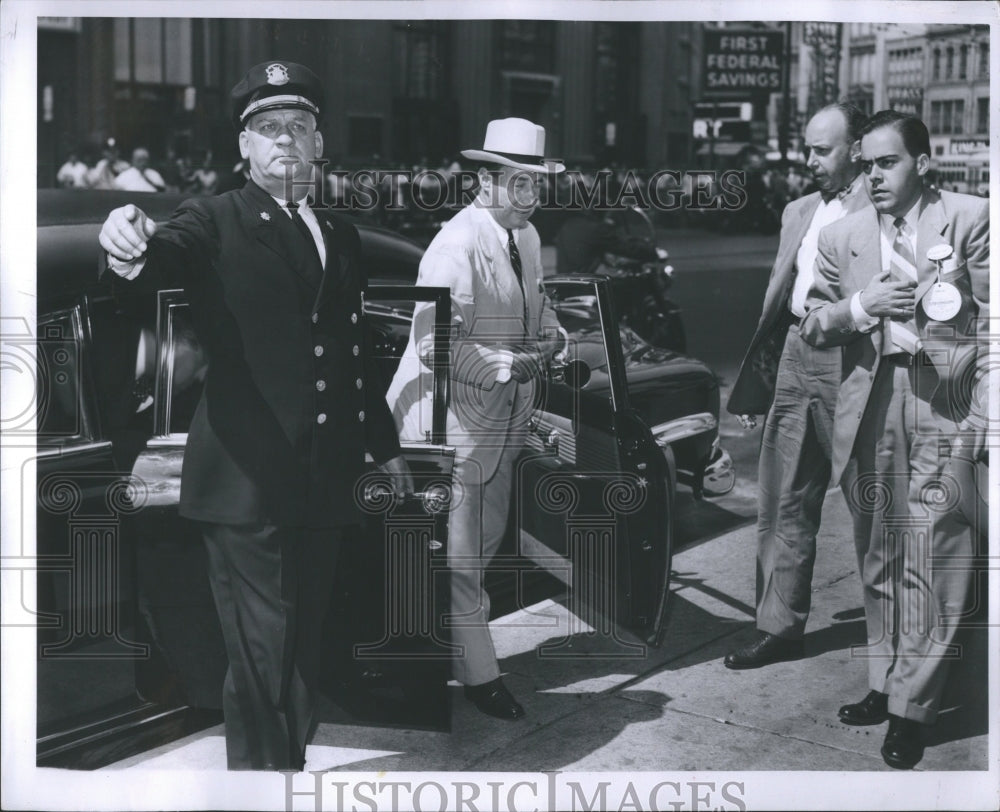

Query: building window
[497,20,556,73]
[945,46,954,79]
[930,99,965,134]
[113,18,193,86]
[978,42,989,77]
[959,44,968,79]
[393,21,449,100]
[977,97,989,133]
[933,48,940,80]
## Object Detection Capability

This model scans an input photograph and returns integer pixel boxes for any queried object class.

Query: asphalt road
[642,225,780,551]
[541,224,781,551]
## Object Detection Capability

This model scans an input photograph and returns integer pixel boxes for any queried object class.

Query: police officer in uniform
[99,60,412,771]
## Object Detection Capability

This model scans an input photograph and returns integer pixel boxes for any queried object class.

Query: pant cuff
[887,696,937,725]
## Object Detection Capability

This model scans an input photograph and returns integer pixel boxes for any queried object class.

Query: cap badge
[265,63,290,86]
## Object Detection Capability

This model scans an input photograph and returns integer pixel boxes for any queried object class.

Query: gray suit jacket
[799,188,989,485]
[384,202,561,484]
[727,181,869,415]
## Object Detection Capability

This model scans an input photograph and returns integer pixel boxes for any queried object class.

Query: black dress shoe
[881,715,925,769]
[463,678,525,720]
[838,690,889,726]
[723,632,804,670]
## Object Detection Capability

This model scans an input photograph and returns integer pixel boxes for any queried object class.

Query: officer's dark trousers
[202,522,340,771]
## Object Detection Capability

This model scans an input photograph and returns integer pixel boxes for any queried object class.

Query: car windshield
[545,283,649,372]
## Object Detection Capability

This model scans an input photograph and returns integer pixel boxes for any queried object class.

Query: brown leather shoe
[723,632,804,670]
[881,715,925,769]
[463,678,525,720]
[838,690,889,726]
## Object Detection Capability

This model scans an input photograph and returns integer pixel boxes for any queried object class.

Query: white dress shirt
[790,195,847,318]
[273,195,326,268]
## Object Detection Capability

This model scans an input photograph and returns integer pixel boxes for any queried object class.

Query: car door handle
[527,418,560,454]
[363,482,451,513]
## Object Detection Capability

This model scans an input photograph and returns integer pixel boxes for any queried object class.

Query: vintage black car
[34,189,732,768]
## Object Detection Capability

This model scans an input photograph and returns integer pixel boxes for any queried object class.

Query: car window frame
[147,285,452,445]
[542,277,631,414]
[35,300,105,456]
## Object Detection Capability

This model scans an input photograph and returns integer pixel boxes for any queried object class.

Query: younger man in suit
[800,110,989,769]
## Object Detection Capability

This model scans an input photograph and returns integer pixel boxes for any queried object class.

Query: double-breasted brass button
[351,313,358,324]
[316,380,327,392]
[317,413,327,424]
[314,345,324,357]
[352,345,360,356]
[358,411,365,422]
[355,378,363,389]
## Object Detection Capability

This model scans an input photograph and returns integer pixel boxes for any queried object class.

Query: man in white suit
[800,110,989,769]
[385,118,563,719]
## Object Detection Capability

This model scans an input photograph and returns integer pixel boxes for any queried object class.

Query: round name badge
[921,281,963,321]
[926,244,954,263]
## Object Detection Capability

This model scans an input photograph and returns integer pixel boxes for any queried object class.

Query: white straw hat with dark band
[461,117,564,173]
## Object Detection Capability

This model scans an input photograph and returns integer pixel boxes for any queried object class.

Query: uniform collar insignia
[260,211,271,221]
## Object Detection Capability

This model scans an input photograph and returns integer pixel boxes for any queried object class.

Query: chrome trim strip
[650,412,718,445]
[35,440,113,459]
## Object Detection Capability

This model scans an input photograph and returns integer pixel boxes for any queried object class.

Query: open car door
[130,285,457,733]
[515,277,674,650]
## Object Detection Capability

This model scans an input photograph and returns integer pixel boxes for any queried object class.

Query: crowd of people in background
[56,138,227,196]
[58,139,986,236]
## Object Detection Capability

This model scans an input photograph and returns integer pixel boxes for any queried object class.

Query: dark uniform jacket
[116,180,401,528]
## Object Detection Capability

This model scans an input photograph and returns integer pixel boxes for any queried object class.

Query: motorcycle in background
[594,206,687,355]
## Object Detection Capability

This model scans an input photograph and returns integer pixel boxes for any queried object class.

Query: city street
[101,225,990,781]
[6,7,996,810]
[543,224,783,549]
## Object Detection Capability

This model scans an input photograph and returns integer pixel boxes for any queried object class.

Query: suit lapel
[756,194,820,338]
[472,205,521,309]
[850,210,884,354]
[242,182,321,292]
[914,191,949,304]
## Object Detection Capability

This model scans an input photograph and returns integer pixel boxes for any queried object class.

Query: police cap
[230,61,324,129]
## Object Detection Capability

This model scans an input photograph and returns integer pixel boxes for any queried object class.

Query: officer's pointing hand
[100,204,158,264]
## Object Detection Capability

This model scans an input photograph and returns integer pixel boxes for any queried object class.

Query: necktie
[885,217,921,355]
[506,228,523,289]
[286,200,322,267]
[506,228,528,339]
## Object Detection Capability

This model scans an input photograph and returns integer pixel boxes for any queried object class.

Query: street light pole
[779,21,792,162]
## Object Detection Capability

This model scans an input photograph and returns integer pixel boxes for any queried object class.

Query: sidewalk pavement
[102,487,990,776]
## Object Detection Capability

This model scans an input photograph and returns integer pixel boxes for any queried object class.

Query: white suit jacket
[384,202,562,484]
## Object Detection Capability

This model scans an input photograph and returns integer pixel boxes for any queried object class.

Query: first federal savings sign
[702,29,785,97]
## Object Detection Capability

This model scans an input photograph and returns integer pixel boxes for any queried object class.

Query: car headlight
[703,438,736,496]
